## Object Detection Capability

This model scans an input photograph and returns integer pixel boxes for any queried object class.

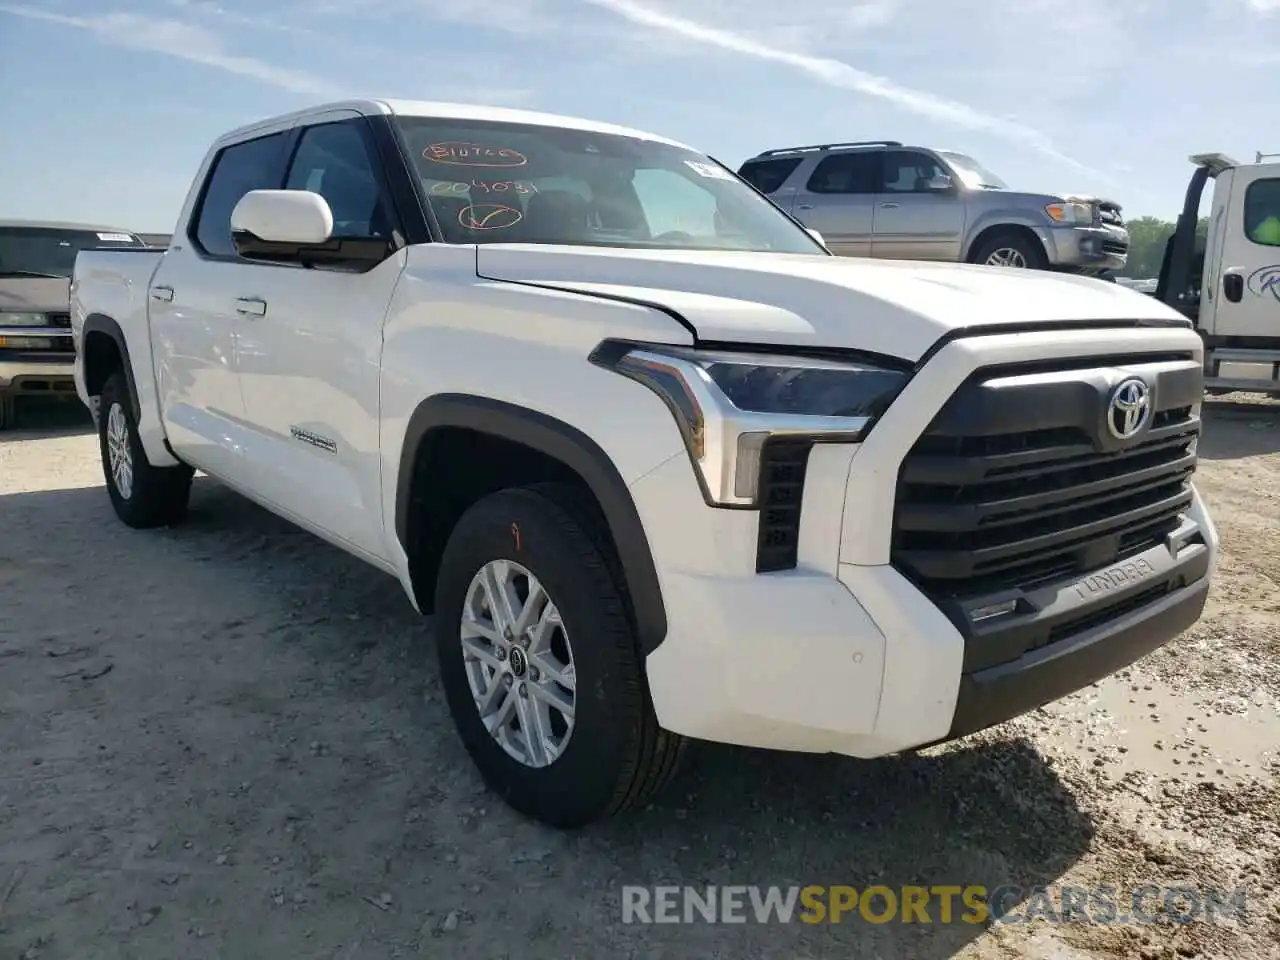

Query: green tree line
[1119,215,1209,279]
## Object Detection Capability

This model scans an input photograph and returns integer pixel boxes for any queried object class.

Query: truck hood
[0,276,71,314]
[475,246,1181,361]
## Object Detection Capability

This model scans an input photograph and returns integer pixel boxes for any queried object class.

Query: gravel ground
[0,396,1277,960]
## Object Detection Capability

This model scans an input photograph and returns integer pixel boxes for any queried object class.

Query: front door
[789,151,881,257]
[1210,166,1280,339]
[234,114,405,561]
[149,129,292,483]
[870,149,966,262]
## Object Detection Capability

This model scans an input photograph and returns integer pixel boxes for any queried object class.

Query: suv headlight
[0,312,49,327]
[593,341,908,506]
[1045,201,1094,226]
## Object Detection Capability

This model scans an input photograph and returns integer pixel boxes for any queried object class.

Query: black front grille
[755,438,813,573]
[892,358,1202,603]
[1102,240,1128,255]
[47,312,71,328]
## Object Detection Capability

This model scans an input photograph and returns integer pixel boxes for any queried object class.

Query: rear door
[789,151,881,256]
[1210,166,1280,338]
[870,150,966,262]
[149,130,291,483]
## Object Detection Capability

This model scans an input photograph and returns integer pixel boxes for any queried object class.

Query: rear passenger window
[1243,178,1280,246]
[805,153,880,195]
[192,132,289,258]
[738,157,803,195]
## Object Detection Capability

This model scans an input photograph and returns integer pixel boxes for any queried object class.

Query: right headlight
[593,341,909,506]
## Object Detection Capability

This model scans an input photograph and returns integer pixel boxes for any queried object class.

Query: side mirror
[230,189,392,269]
[926,173,954,192]
[806,227,829,250]
[232,189,333,246]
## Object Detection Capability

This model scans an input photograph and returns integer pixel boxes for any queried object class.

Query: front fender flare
[395,394,669,655]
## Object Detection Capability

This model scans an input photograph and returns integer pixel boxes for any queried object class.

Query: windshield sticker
[424,142,528,168]
[1247,265,1280,301]
[97,232,134,242]
[459,204,523,231]
[431,180,539,196]
[683,160,735,181]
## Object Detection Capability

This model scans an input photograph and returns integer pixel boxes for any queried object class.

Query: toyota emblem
[1106,378,1152,440]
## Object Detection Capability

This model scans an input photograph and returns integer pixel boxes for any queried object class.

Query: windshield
[937,152,1008,191]
[393,117,824,254]
[0,226,144,278]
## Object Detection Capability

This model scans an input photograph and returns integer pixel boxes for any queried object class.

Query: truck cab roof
[214,98,694,152]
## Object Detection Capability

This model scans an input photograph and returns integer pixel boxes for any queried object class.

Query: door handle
[150,285,174,302]
[796,202,814,210]
[1223,272,1244,303]
[879,202,901,209]
[235,297,267,317]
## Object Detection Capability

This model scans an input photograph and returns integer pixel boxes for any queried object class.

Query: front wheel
[98,371,194,528]
[434,484,685,828]
[970,231,1047,270]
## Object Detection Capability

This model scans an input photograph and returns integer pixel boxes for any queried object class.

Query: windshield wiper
[0,269,65,279]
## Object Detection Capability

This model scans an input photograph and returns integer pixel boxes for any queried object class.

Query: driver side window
[631,168,717,238]
[284,119,392,240]
[882,150,950,194]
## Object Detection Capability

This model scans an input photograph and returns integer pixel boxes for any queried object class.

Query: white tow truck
[1157,151,1280,396]
[71,99,1218,828]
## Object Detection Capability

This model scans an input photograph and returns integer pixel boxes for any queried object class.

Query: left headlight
[1045,201,1094,226]
[593,341,908,506]
[0,312,49,327]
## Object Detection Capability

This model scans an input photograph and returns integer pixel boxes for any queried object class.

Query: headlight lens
[596,342,908,506]
[0,312,49,327]
[1045,202,1094,225]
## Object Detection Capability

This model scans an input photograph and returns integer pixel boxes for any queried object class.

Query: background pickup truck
[739,141,1128,275]
[73,98,1215,828]
[0,219,146,428]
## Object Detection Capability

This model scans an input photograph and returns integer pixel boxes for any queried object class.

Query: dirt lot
[1,396,1277,960]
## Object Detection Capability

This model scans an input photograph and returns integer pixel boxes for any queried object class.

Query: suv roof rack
[755,141,902,158]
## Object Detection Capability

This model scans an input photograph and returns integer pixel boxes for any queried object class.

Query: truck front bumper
[1037,224,1129,272]
[0,353,77,394]
[637,449,1216,757]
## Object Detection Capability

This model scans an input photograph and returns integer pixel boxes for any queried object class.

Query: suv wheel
[0,392,14,430]
[971,231,1047,270]
[98,371,194,528]
[434,483,685,828]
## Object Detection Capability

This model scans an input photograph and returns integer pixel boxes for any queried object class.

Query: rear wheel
[971,230,1047,270]
[434,483,684,828]
[0,392,14,430]
[98,371,193,528]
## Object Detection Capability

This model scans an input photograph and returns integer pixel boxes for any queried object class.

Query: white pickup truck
[72,99,1218,828]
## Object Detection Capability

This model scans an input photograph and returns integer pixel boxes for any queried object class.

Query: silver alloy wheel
[984,247,1029,268]
[105,402,134,500]
[460,559,577,768]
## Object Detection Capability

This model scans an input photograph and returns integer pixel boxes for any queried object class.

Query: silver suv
[739,141,1128,274]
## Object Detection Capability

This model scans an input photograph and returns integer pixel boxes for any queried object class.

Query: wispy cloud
[583,0,1098,175]
[0,3,339,95]
[1246,0,1280,10]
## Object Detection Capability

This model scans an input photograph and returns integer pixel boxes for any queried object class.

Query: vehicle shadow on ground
[1,476,1094,959]
[1,395,94,439]
[1200,400,1280,461]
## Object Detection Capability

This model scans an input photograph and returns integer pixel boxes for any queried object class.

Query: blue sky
[2,0,1278,232]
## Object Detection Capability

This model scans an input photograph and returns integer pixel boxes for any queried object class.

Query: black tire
[969,230,1047,270]
[98,371,194,528]
[0,392,13,430]
[434,483,685,828]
